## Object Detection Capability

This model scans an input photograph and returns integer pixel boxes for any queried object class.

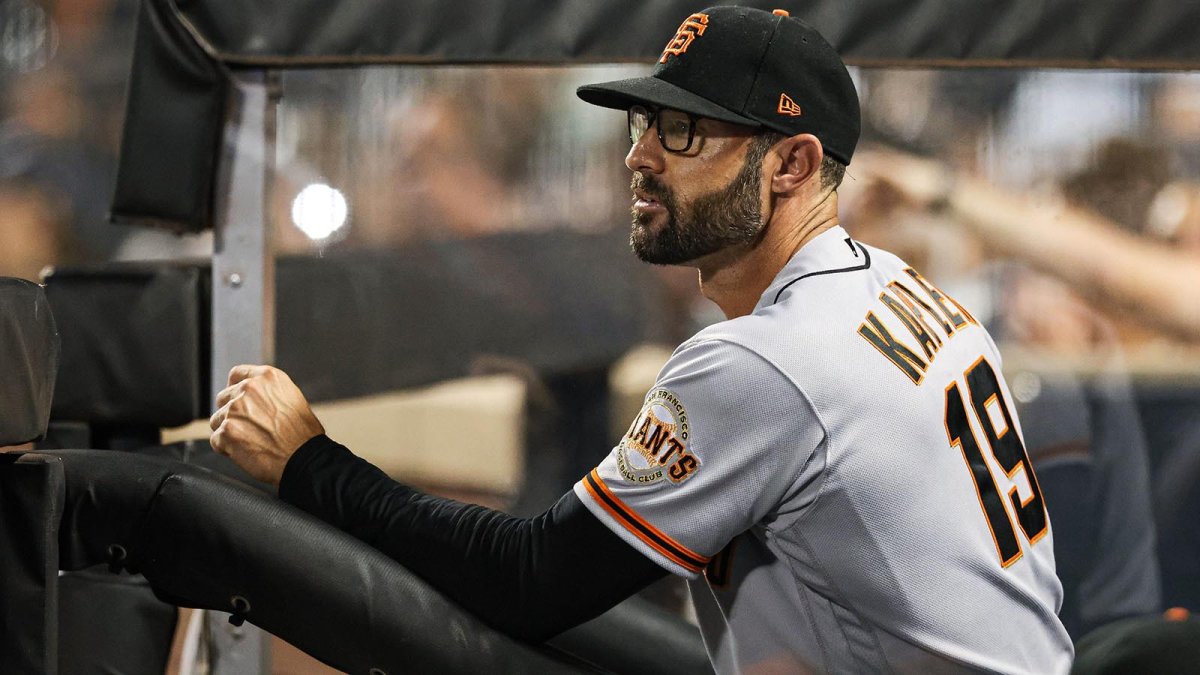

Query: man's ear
[770,134,824,195]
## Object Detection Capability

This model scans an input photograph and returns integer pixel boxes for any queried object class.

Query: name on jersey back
[857,268,980,385]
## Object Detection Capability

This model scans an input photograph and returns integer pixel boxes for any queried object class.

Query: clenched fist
[210,365,325,485]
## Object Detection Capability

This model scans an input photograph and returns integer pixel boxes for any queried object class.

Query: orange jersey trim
[583,470,709,573]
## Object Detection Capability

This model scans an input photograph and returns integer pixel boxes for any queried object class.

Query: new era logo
[778,93,803,116]
[660,13,709,63]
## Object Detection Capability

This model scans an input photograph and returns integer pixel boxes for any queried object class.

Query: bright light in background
[0,0,58,73]
[291,183,348,241]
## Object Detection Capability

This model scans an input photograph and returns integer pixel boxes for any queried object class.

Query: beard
[629,141,770,265]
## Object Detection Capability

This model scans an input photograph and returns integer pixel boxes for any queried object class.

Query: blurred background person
[0,178,73,279]
[852,144,1200,341]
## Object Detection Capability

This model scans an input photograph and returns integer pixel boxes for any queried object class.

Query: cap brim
[577,76,760,128]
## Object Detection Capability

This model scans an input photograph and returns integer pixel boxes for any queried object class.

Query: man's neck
[696,192,839,319]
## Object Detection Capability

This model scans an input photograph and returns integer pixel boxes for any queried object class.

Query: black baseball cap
[577,6,860,165]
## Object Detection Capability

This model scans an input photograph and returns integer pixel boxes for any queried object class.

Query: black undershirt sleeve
[277,434,669,642]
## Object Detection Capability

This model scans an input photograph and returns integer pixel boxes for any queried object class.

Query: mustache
[631,173,670,202]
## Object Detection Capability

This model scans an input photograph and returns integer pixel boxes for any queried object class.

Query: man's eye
[664,119,690,136]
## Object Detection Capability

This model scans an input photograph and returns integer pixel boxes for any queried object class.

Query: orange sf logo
[659,13,709,63]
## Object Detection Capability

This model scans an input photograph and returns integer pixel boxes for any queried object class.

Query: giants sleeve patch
[617,388,701,485]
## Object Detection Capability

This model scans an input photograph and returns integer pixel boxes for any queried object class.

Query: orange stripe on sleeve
[584,470,710,573]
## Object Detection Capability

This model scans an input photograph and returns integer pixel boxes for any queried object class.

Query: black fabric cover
[112,0,1200,232]
[32,449,709,673]
[43,232,665,423]
[57,569,178,675]
[45,450,583,673]
[0,454,64,674]
[53,449,177,572]
[44,262,209,428]
[0,447,709,672]
[161,0,1200,68]
[0,278,59,446]
[275,230,669,402]
[113,0,226,232]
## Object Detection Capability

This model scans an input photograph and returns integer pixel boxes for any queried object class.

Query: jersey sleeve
[574,337,824,578]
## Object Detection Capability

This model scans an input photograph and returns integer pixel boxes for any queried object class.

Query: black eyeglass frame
[627,104,700,153]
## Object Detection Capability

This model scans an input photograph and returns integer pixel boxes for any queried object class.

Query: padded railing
[0,450,711,674]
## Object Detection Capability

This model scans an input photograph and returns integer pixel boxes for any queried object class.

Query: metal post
[193,69,279,675]
[212,71,277,387]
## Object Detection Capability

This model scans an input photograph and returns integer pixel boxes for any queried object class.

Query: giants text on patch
[617,388,701,485]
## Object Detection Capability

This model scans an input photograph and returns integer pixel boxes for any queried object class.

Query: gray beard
[629,146,768,265]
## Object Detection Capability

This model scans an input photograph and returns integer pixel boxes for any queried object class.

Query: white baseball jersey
[574,226,1073,674]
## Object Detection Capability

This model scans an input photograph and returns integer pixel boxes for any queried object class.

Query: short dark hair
[750,131,846,192]
[819,155,846,192]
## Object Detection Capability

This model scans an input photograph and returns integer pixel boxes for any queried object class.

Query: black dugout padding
[57,570,178,675]
[44,262,210,428]
[44,231,667,418]
[0,455,64,674]
[15,451,580,673]
[2,450,710,674]
[0,278,59,446]
[275,229,669,402]
[113,0,1200,232]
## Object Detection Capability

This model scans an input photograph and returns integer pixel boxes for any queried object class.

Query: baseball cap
[577,6,860,165]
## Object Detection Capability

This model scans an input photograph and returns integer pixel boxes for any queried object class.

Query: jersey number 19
[944,357,1048,567]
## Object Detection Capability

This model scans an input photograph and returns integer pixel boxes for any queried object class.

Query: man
[211,7,1073,672]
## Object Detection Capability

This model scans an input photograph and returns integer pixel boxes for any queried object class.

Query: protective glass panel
[270,65,671,517]
[268,65,1200,630]
[273,66,641,252]
[4,44,1198,634]
[0,0,145,280]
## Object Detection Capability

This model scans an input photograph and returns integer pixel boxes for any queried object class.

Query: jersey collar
[755,225,870,312]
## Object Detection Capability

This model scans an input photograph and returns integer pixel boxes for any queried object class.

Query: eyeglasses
[628,105,699,153]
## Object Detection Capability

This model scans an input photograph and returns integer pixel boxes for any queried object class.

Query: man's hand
[210,365,325,486]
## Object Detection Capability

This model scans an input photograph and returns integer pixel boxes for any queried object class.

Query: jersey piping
[583,469,711,573]
[772,240,872,304]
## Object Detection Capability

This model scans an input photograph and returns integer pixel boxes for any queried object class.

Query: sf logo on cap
[659,13,709,63]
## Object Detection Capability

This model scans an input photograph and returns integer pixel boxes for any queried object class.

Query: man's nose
[625,126,665,175]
